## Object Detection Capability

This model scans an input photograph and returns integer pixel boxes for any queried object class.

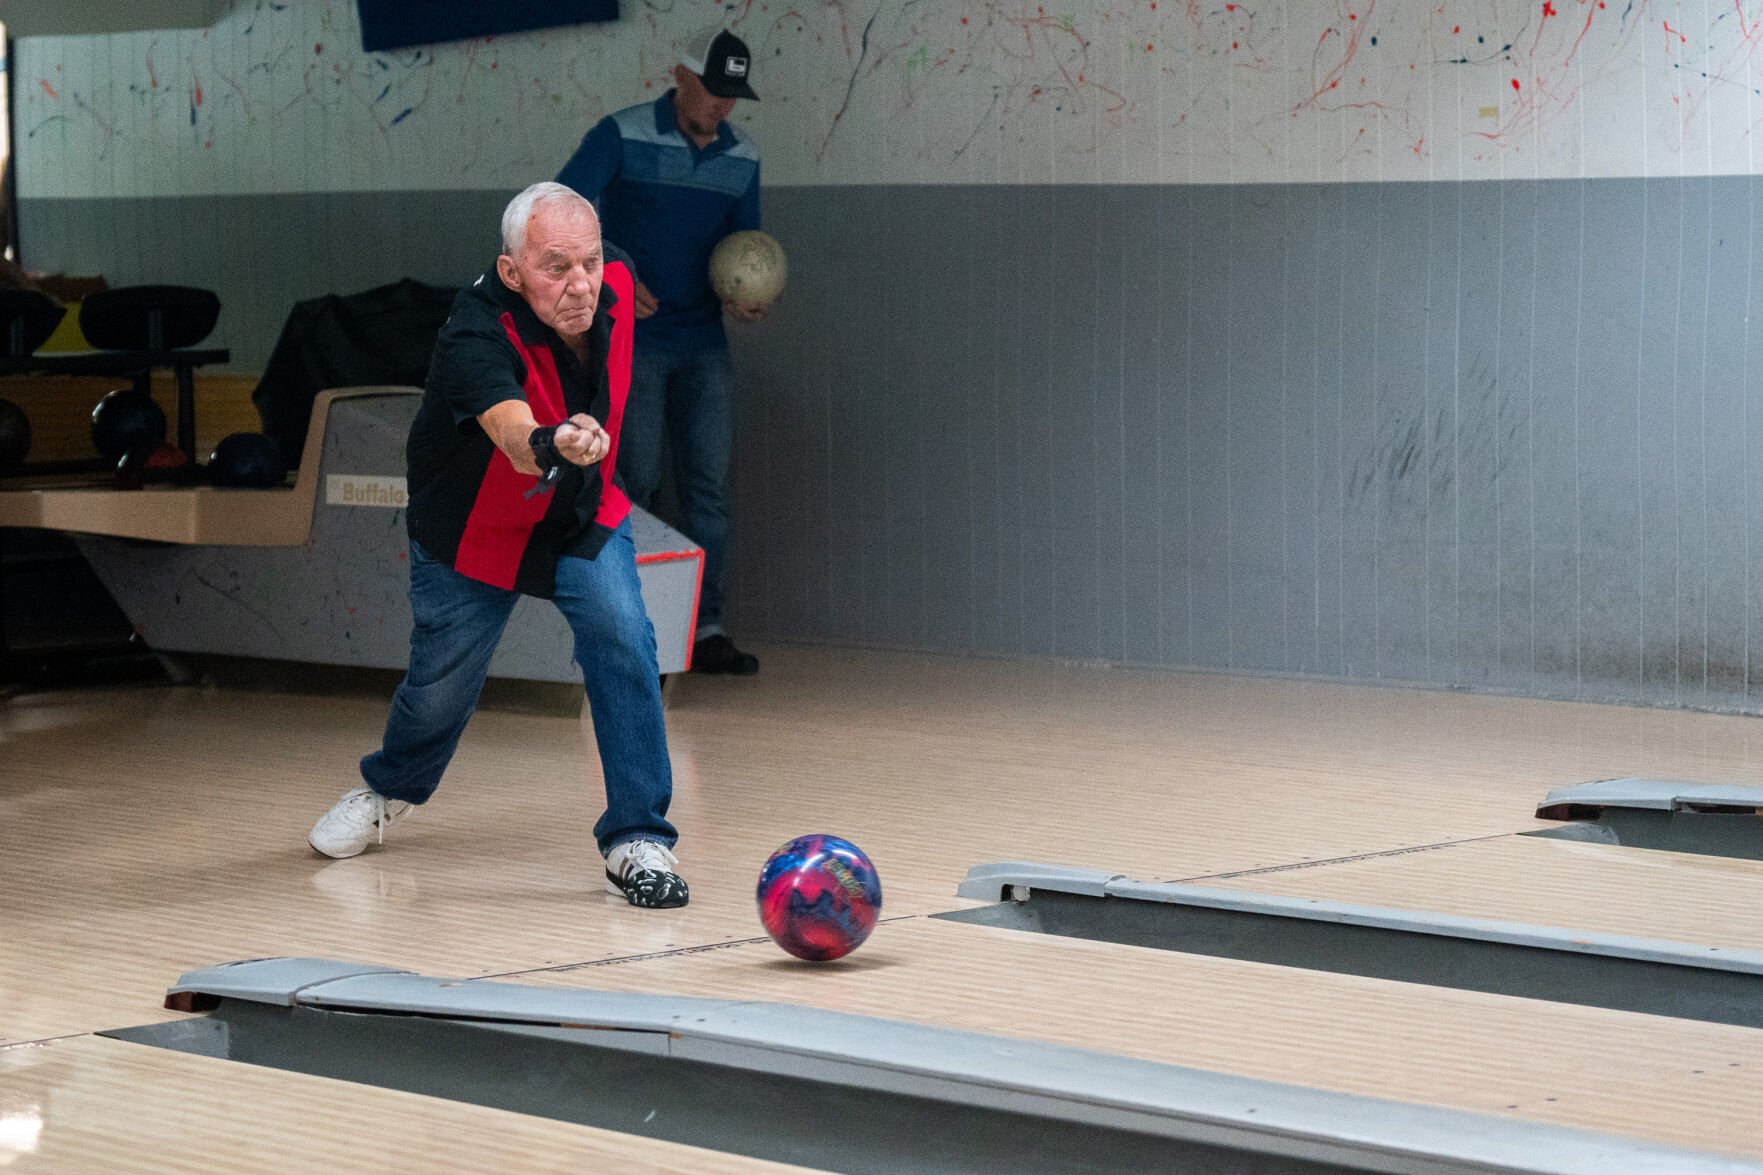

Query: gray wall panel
[1452,180,1504,688]
[20,174,1763,711]
[1574,177,1645,700]
[1637,177,1687,706]
[1493,180,1541,692]
[1525,183,1586,696]
[1705,180,1753,702]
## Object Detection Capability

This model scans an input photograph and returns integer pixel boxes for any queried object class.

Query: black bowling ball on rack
[207,432,288,488]
[91,388,167,463]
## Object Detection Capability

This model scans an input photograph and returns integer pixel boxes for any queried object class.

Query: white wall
[17,0,1763,197]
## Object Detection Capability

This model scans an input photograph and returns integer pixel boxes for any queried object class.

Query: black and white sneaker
[604,839,690,908]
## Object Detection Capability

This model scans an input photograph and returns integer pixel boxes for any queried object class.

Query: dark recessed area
[936,891,1763,1031]
[1524,811,1763,863]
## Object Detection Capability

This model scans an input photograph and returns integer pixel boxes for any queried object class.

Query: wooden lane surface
[2,682,835,1044]
[10,644,1763,1044]
[513,916,1763,1162]
[1200,833,1763,950]
[0,1034,818,1173]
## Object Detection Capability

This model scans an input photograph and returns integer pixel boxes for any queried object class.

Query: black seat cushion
[0,289,66,357]
[79,285,220,350]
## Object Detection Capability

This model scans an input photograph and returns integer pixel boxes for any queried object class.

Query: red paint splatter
[193,78,203,106]
[1348,12,1357,19]
[314,42,324,54]
[1542,1,1557,15]
[1453,25,1461,33]
[961,16,968,23]
[1145,42,1154,50]
[1663,20,1686,43]
[39,79,58,98]
[1232,41,1239,49]
[1511,77,1522,90]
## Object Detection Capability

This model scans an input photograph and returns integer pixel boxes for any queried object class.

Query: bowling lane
[17,644,1763,1051]
[1198,833,1763,950]
[511,916,1763,1161]
[0,1034,820,1174]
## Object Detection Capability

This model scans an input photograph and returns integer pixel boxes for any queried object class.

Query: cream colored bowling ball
[708,230,787,311]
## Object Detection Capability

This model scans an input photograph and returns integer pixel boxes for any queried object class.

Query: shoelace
[623,840,678,876]
[357,791,407,846]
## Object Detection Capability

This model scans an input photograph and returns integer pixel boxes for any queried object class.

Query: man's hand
[479,402,608,475]
[725,300,769,323]
[633,280,659,319]
[554,414,611,466]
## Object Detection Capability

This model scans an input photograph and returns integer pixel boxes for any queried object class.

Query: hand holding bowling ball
[757,835,882,962]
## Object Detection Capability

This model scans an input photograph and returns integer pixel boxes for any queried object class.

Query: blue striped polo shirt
[556,91,761,353]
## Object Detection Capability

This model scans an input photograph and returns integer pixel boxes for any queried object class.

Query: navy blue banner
[358,1,618,53]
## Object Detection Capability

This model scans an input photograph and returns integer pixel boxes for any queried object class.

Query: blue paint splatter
[376,83,391,102]
[390,106,415,125]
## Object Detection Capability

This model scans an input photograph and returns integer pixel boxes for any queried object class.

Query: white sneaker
[308,786,411,859]
[604,839,690,908]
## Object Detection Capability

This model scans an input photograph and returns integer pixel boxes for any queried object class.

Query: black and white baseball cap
[681,27,759,100]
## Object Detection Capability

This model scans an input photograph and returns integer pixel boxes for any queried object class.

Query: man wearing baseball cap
[556,27,764,677]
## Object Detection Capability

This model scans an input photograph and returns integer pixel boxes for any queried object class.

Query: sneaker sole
[309,837,368,860]
[604,870,690,908]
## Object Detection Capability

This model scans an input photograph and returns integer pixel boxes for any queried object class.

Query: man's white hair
[501,182,594,255]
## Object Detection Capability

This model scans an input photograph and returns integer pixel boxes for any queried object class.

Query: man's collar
[655,88,737,153]
[653,90,678,137]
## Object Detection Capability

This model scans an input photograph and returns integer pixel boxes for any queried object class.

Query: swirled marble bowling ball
[756,835,882,962]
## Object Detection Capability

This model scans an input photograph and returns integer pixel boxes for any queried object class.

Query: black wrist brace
[525,426,565,498]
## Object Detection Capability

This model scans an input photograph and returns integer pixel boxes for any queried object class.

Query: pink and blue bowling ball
[756,835,883,961]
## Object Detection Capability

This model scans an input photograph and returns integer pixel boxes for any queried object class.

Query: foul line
[1167,832,1519,884]
[477,914,925,980]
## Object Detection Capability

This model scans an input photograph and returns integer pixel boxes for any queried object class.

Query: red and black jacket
[405,252,635,598]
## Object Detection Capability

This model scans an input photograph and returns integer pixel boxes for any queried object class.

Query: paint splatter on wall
[16,0,1763,196]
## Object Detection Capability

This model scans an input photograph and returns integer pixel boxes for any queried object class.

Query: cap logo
[725,56,748,77]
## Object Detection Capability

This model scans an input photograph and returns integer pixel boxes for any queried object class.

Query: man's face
[673,65,737,140]
[498,203,604,339]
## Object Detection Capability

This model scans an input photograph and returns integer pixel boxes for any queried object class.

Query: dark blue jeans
[617,345,733,639]
[361,519,676,855]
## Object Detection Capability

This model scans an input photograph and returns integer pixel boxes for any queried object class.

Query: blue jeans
[360,519,676,855]
[618,345,733,639]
